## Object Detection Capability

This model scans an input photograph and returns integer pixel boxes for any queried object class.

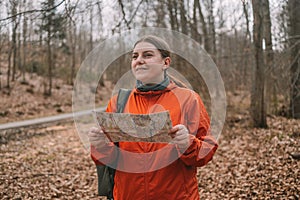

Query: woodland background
[0,0,299,199]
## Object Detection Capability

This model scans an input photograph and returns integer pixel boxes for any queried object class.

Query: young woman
[88,35,218,200]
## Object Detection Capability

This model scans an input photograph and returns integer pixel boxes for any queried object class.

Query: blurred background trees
[288,0,300,119]
[0,0,299,126]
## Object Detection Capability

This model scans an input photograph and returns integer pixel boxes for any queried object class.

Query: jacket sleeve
[179,92,218,167]
[91,95,118,166]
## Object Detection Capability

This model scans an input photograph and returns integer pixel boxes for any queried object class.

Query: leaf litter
[1,112,299,199]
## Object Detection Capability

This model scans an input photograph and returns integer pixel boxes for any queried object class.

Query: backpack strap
[97,88,131,199]
[109,89,131,198]
[116,89,132,113]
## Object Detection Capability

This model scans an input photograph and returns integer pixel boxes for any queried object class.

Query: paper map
[93,111,173,143]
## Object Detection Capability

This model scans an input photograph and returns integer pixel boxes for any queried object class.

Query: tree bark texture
[288,0,300,118]
[250,0,267,128]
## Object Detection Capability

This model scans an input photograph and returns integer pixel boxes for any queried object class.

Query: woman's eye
[144,53,153,58]
[131,52,153,60]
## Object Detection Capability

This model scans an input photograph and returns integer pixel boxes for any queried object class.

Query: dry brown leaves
[0,125,103,200]
[0,74,74,124]
[1,113,299,199]
[0,74,112,124]
[198,114,300,199]
[1,79,299,199]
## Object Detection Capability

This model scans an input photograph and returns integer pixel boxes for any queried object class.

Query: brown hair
[133,35,171,58]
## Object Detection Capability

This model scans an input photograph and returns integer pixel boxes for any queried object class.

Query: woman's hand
[88,127,110,150]
[169,124,195,152]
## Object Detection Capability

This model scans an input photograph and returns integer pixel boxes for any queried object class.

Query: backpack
[96,89,132,199]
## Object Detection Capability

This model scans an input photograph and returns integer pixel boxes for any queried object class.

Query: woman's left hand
[169,124,195,152]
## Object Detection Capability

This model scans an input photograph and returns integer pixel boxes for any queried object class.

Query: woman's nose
[135,55,145,64]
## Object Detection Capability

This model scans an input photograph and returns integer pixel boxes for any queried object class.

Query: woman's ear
[163,57,171,70]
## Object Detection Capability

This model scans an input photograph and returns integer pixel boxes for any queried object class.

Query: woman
[88,35,218,199]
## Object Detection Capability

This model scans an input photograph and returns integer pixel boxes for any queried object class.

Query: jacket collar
[133,80,177,96]
[136,76,170,92]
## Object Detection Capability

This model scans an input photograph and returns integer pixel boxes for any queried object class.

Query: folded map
[93,111,173,143]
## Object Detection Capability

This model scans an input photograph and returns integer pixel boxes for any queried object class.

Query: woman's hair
[133,35,188,88]
[133,35,171,58]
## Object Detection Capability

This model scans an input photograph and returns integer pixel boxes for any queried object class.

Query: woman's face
[131,42,170,85]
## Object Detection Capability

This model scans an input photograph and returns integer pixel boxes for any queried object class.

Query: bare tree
[179,0,188,34]
[262,0,275,115]
[191,0,201,42]
[240,0,252,88]
[167,0,179,31]
[206,0,216,54]
[0,22,8,90]
[21,0,28,84]
[288,0,300,118]
[154,1,167,28]
[194,0,209,52]
[39,0,66,96]
[242,0,251,39]
[250,0,268,128]
[64,0,78,85]
[5,0,19,90]
[89,5,94,51]
[10,0,19,83]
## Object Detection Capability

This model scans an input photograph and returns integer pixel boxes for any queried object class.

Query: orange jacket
[91,82,218,200]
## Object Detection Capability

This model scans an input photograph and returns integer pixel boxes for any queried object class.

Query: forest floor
[0,74,299,199]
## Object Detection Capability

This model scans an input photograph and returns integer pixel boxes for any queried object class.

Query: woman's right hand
[88,127,110,149]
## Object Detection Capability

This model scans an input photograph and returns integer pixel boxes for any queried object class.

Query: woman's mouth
[136,67,147,72]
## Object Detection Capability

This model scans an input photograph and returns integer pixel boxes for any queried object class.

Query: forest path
[0,107,105,131]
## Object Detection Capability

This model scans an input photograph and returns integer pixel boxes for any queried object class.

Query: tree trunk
[0,29,3,90]
[7,42,12,89]
[208,0,216,55]
[70,26,76,86]
[46,29,52,96]
[191,0,200,43]
[262,0,274,114]
[66,6,77,86]
[167,0,179,31]
[288,0,300,118]
[19,0,28,83]
[179,0,188,34]
[242,0,251,39]
[195,0,209,53]
[90,8,93,51]
[22,8,28,83]
[11,0,18,82]
[155,1,167,28]
[241,1,251,88]
[250,0,267,128]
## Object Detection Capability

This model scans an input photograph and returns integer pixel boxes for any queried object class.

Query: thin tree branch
[127,0,144,25]
[0,0,66,22]
[242,0,251,39]
[64,0,79,26]
[118,0,130,29]
[112,0,144,33]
